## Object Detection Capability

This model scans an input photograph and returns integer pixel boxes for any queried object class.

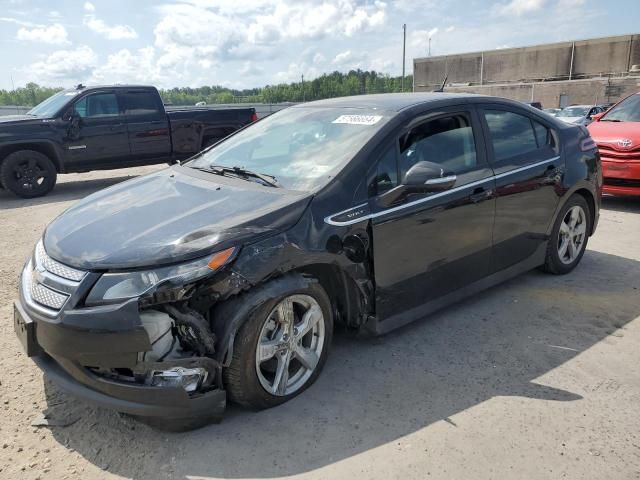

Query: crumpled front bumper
[14,295,227,430]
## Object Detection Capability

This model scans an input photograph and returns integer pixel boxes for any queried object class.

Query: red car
[588,93,640,196]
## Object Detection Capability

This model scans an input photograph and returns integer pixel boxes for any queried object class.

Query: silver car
[556,105,603,126]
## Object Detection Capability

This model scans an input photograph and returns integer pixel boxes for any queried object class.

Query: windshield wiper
[189,165,280,188]
[600,118,622,122]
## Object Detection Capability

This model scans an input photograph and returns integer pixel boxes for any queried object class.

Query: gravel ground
[1,166,639,480]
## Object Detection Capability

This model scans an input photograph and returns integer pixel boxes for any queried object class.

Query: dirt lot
[1,166,639,480]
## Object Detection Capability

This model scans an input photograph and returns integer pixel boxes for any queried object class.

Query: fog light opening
[148,366,208,393]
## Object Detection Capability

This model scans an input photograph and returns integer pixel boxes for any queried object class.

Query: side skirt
[366,244,547,336]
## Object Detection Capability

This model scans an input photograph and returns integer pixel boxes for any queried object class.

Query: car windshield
[27,90,79,117]
[602,94,640,122]
[557,107,589,118]
[187,106,391,191]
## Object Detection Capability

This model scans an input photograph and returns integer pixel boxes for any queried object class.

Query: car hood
[0,114,38,124]
[588,121,640,146]
[558,116,583,124]
[43,166,312,270]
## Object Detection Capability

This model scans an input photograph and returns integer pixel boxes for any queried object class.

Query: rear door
[369,106,496,326]
[65,90,130,169]
[120,89,171,163]
[478,105,562,272]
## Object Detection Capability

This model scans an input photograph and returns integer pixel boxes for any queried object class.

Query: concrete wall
[426,76,640,109]
[414,34,640,89]
[0,106,29,116]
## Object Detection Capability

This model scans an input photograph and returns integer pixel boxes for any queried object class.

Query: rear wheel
[224,275,333,409]
[0,150,57,198]
[542,194,591,274]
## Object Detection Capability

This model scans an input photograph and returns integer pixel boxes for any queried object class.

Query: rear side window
[122,91,162,117]
[532,120,554,148]
[74,93,119,118]
[484,110,538,161]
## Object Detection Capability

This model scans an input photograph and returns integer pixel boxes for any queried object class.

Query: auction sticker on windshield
[332,115,383,125]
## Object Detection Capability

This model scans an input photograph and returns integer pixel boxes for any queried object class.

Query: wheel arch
[0,141,63,173]
[211,263,367,367]
[547,182,598,238]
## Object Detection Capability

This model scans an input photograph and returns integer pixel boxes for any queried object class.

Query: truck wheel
[0,150,57,198]
[224,275,333,410]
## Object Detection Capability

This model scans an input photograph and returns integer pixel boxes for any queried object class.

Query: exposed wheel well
[290,264,367,329]
[0,144,61,172]
[574,188,596,235]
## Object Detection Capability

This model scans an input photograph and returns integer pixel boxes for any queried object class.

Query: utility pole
[401,24,406,92]
[428,36,431,57]
[301,74,305,102]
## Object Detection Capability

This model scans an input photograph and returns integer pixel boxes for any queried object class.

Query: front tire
[0,150,57,198]
[542,194,591,274]
[223,275,333,410]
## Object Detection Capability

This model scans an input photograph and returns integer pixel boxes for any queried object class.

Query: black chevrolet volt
[14,93,601,429]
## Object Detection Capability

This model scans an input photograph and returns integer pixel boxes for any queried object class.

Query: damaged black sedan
[14,93,601,429]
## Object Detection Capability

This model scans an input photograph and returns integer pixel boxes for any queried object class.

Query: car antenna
[433,75,447,93]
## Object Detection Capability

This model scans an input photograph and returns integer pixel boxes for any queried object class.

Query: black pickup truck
[0,84,257,198]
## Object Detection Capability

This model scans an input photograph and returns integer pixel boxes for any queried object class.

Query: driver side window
[74,93,119,119]
[368,113,478,198]
[399,114,477,180]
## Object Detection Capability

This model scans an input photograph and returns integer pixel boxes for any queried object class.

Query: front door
[478,105,562,272]
[369,107,496,329]
[64,90,130,169]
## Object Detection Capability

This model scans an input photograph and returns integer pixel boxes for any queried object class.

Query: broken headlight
[85,247,236,306]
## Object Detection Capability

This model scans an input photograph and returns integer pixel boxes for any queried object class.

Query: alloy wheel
[557,205,587,265]
[255,294,325,396]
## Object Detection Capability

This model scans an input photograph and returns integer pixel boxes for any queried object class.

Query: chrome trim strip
[21,261,64,318]
[324,203,368,226]
[493,156,559,180]
[68,145,86,150]
[324,156,560,226]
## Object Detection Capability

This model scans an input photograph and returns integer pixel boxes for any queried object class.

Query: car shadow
[0,171,155,210]
[601,195,640,214]
[42,249,640,479]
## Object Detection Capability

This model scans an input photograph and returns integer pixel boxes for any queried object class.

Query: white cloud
[27,45,97,83]
[17,23,70,45]
[494,0,547,16]
[445,25,455,33]
[91,47,164,84]
[239,61,264,76]
[83,2,95,12]
[84,16,138,40]
[0,16,38,28]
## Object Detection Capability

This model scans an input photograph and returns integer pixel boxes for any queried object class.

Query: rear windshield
[188,107,391,191]
[602,94,640,122]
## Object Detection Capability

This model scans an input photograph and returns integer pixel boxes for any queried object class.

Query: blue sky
[0,0,639,90]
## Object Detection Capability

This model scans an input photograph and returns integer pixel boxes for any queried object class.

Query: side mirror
[377,161,456,207]
[591,112,604,122]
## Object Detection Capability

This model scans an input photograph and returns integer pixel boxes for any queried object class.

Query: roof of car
[296,92,487,112]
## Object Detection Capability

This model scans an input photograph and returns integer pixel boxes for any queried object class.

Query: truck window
[122,91,162,118]
[74,93,119,118]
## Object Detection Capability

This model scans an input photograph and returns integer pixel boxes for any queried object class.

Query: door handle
[470,187,491,203]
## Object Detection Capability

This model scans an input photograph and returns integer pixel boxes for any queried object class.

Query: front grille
[22,241,87,315]
[29,277,69,309]
[34,241,86,281]
[597,144,640,162]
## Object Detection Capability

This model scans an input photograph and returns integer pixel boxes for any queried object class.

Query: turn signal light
[207,247,236,270]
